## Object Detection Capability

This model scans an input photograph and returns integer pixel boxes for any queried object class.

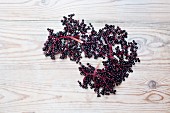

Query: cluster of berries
[42,14,140,97]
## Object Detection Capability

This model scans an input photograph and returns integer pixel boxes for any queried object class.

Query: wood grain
[0,0,170,113]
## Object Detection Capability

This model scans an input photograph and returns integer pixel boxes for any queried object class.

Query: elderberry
[42,14,140,97]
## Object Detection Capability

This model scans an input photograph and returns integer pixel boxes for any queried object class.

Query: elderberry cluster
[42,14,140,97]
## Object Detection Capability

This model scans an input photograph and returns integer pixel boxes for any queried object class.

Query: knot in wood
[148,80,157,89]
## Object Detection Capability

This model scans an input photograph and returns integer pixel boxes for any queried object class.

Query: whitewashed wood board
[0,0,170,113]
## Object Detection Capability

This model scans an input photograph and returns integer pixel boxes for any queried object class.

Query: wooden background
[0,0,170,113]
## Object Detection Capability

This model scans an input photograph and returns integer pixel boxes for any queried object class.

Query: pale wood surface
[0,0,170,113]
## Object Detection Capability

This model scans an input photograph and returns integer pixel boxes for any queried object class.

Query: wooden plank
[0,0,170,113]
[0,0,170,23]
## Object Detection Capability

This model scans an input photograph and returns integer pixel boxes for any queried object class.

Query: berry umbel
[42,14,140,97]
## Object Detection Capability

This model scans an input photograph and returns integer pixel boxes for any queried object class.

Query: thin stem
[92,59,102,82]
[56,36,83,43]
[103,35,114,59]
